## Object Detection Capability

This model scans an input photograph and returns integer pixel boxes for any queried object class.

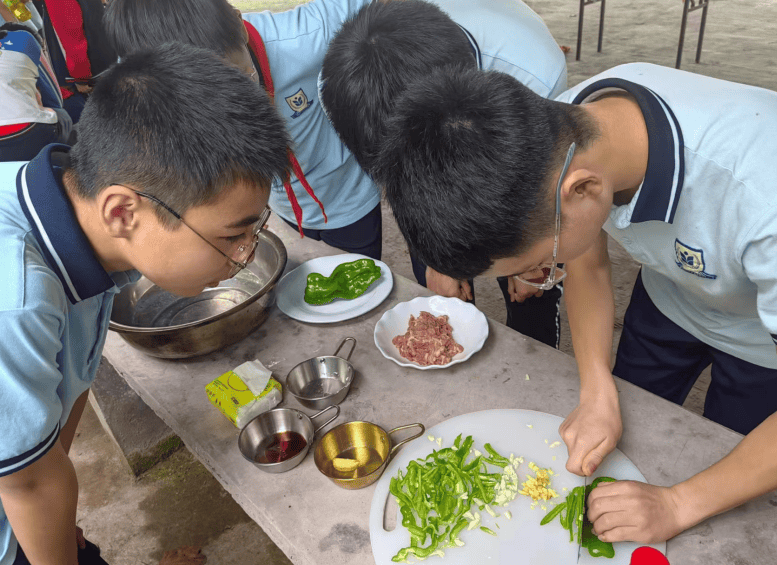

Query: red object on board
[630,547,670,565]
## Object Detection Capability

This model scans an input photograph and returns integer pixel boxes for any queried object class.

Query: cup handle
[310,404,340,435]
[387,423,425,459]
[333,336,357,361]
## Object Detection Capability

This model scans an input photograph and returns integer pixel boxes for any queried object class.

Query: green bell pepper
[304,258,382,305]
[540,476,617,558]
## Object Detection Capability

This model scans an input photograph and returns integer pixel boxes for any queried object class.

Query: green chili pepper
[540,478,616,558]
[582,519,616,558]
[390,435,517,562]
[303,258,382,305]
[484,443,510,466]
[540,501,566,525]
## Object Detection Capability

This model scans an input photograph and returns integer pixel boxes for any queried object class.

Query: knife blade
[577,475,589,562]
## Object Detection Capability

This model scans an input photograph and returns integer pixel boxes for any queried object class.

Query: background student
[319,0,569,348]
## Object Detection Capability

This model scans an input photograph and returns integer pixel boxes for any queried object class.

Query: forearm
[0,442,79,565]
[565,231,616,396]
[672,411,777,530]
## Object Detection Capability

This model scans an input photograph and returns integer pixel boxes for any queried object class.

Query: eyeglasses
[513,142,576,291]
[132,190,270,279]
[247,65,258,83]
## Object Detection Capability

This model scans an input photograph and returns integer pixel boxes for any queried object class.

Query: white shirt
[557,63,777,369]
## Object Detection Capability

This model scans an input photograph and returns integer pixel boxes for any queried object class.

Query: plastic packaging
[206,360,282,428]
[2,0,32,22]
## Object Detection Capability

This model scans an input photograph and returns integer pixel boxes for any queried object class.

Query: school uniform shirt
[242,0,375,231]
[556,63,777,369]
[432,0,567,98]
[0,145,138,565]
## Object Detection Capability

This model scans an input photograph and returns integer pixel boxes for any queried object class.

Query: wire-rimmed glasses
[131,189,270,279]
[512,142,576,291]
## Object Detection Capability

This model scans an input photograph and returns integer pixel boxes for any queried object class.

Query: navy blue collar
[16,144,116,304]
[457,24,482,70]
[572,78,685,224]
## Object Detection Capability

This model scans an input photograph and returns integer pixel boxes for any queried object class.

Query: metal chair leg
[598,0,606,52]
[577,0,606,61]
[677,0,711,69]
[676,0,690,68]
[577,0,585,61]
[696,0,709,63]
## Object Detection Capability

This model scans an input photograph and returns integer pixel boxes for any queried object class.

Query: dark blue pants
[281,203,382,260]
[0,122,62,163]
[410,256,562,349]
[14,539,109,565]
[613,272,777,435]
[63,92,87,125]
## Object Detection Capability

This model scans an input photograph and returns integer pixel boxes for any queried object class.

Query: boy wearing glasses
[0,42,288,565]
[375,63,777,544]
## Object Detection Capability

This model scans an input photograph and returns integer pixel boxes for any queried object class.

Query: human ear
[563,169,603,200]
[99,187,142,239]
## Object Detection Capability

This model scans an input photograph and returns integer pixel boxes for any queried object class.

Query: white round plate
[374,296,488,370]
[275,254,393,323]
[370,409,666,565]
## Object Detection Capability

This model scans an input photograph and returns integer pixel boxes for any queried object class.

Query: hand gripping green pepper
[304,258,382,305]
[540,476,617,558]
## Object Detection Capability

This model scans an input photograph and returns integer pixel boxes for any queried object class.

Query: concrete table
[102,218,777,565]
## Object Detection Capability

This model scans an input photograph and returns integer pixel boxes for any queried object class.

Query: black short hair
[69,42,289,227]
[374,65,598,280]
[320,0,475,173]
[104,0,244,58]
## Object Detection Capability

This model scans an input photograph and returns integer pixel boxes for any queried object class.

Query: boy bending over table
[375,62,777,544]
[0,42,289,564]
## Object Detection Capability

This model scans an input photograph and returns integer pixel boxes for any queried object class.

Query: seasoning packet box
[205,360,282,428]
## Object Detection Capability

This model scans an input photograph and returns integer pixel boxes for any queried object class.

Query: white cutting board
[369,409,665,564]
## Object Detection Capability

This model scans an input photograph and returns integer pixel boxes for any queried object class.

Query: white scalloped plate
[374,296,488,370]
[275,254,393,323]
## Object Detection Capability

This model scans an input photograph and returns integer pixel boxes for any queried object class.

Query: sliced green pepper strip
[483,443,510,465]
[451,517,468,541]
[540,501,567,526]
[304,258,382,305]
[390,435,520,562]
[463,455,482,473]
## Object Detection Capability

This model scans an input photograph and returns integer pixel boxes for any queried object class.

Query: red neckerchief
[244,21,327,237]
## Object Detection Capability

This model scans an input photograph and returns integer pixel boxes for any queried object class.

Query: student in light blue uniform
[105,0,382,257]
[0,43,287,565]
[319,0,568,348]
[373,61,777,545]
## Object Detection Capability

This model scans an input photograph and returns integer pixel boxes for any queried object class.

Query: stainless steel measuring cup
[238,405,340,473]
[286,337,356,410]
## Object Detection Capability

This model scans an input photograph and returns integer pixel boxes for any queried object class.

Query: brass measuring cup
[314,421,425,490]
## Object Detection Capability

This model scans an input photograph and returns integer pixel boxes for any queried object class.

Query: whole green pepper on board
[304,258,382,305]
[540,476,617,558]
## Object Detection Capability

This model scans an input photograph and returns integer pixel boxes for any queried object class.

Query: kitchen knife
[577,474,589,562]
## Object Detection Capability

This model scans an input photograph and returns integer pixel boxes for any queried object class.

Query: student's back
[0,26,71,161]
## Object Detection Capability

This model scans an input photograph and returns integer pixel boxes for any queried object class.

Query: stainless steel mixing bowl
[109,230,287,359]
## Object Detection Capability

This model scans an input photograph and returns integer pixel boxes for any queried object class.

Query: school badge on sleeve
[674,239,717,279]
[285,88,314,118]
